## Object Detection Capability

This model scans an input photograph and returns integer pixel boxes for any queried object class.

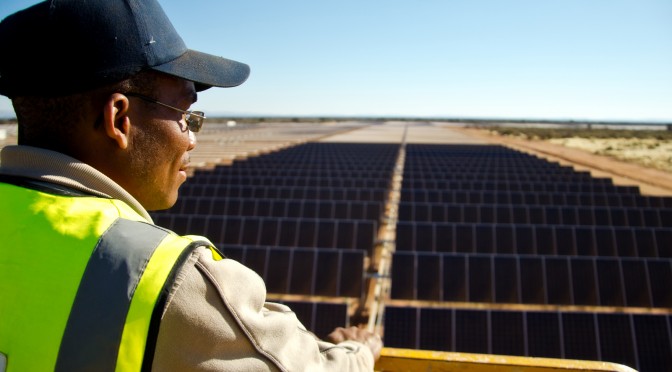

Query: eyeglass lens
[186,112,205,132]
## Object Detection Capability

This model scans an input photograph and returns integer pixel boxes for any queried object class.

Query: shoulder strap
[55,218,170,371]
[53,217,215,372]
[141,240,216,372]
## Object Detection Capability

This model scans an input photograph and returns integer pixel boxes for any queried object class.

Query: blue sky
[1,0,670,121]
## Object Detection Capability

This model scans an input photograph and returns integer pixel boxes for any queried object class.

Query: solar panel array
[152,140,671,371]
[151,142,399,334]
[386,144,672,371]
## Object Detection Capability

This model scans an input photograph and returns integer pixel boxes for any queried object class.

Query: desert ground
[548,137,672,173]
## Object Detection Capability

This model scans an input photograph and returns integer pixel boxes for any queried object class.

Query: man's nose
[188,129,197,150]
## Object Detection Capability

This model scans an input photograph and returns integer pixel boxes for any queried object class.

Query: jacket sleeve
[151,246,375,372]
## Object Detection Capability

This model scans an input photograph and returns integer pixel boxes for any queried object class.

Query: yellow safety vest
[0,176,222,371]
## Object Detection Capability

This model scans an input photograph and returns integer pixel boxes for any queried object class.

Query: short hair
[12,70,159,149]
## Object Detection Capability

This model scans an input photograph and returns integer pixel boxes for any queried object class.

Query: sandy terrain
[548,137,672,173]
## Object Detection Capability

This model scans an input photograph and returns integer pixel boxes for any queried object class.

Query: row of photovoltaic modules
[384,306,668,372]
[151,143,672,371]
[150,143,399,340]
[391,252,671,307]
[389,144,672,372]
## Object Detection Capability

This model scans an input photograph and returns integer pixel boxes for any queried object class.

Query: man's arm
[152,247,378,371]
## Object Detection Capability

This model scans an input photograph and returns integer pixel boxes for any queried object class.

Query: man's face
[125,75,198,211]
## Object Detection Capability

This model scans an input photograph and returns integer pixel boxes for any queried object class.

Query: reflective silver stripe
[0,352,6,372]
[55,218,169,372]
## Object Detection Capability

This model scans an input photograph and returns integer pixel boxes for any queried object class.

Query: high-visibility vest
[0,176,222,372]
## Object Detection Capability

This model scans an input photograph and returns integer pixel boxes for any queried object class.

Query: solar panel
[419,308,452,351]
[598,313,637,369]
[633,314,672,371]
[491,311,525,356]
[563,313,599,361]
[527,312,562,358]
[454,310,488,354]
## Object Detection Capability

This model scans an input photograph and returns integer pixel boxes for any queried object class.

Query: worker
[0,0,382,371]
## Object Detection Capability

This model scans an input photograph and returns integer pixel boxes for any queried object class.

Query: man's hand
[326,326,383,361]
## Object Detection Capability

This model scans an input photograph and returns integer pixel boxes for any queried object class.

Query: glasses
[125,93,206,132]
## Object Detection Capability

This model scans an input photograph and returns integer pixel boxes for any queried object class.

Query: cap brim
[151,49,250,92]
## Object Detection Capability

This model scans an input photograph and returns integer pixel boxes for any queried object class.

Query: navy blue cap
[0,0,250,97]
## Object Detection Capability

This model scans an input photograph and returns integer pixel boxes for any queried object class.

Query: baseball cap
[0,0,250,97]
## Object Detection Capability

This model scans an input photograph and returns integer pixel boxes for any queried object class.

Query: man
[0,1,382,371]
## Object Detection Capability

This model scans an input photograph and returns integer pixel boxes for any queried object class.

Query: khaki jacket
[0,146,374,372]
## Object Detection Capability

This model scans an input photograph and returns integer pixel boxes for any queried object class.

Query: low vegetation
[484,126,672,173]
[487,126,672,140]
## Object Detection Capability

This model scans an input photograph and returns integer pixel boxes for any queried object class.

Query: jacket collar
[0,145,152,222]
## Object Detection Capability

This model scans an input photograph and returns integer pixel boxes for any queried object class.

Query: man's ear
[101,93,131,150]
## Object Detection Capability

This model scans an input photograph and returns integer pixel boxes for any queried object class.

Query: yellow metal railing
[375,348,637,372]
